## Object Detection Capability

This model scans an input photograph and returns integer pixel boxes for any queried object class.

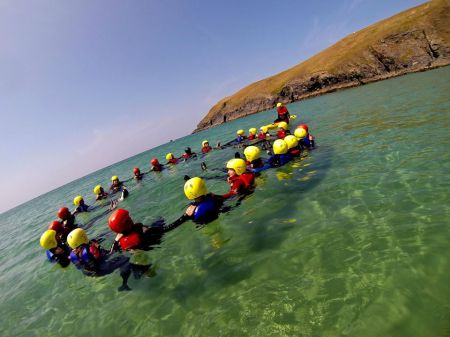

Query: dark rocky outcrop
[194,0,449,133]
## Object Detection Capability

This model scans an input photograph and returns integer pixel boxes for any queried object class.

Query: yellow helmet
[93,185,102,195]
[260,126,269,133]
[202,140,209,147]
[166,153,174,160]
[273,139,289,155]
[294,127,307,139]
[226,158,247,176]
[237,129,245,136]
[111,175,119,182]
[184,177,207,200]
[73,196,83,206]
[276,102,283,107]
[244,146,261,162]
[248,128,257,135]
[40,230,58,250]
[284,135,299,149]
[67,228,89,249]
[278,121,288,130]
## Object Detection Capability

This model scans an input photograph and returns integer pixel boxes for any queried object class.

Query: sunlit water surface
[0,67,449,337]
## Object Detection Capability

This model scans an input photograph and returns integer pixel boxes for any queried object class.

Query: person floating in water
[40,229,71,268]
[276,121,290,140]
[201,140,212,154]
[236,129,247,143]
[73,196,90,214]
[275,102,290,124]
[248,128,257,140]
[110,175,129,200]
[284,135,301,157]
[67,228,132,291]
[222,158,255,199]
[93,185,109,201]
[268,139,293,167]
[166,153,178,165]
[133,167,143,181]
[295,124,315,149]
[150,158,163,172]
[243,146,265,170]
[182,147,197,161]
[57,207,78,234]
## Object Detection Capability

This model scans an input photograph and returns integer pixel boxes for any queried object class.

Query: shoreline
[192,62,450,134]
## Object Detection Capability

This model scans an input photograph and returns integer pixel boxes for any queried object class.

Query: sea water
[0,67,449,337]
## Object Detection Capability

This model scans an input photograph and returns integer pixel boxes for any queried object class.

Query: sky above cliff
[0,0,427,213]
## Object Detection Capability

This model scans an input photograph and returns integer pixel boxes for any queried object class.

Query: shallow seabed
[0,67,449,337]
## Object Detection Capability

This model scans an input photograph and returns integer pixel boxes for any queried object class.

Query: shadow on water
[245,145,335,253]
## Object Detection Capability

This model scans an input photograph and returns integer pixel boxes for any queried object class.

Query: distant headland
[193,0,449,133]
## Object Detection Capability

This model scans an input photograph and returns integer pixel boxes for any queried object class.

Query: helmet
[40,230,58,250]
[185,147,192,153]
[166,153,174,160]
[57,207,70,220]
[278,121,288,130]
[111,175,119,182]
[294,127,307,139]
[260,126,269,133]
[108,208,134,233]
[133,167,140,174]
[202,140,209,147]
[276,102,283,107]
[73,196,83,206]
[226,158,247,176]
[67,228,89,249]
[151,158,159,166]
[93,185,102,195]
[249,128,257,135]
[273,139,289,154]
[244,146,261,162]
[48,220,63,232]
[297,123,309,132]
[236,129,245,136]
[184,177,207,200]
[284,135,299,149]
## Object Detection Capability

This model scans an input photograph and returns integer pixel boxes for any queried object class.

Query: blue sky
[0,0,426,213]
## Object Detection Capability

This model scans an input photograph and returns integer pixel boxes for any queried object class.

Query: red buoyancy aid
[223,172,255,199]
[119,231,142,250]
[202,146,212,154]
[277,130,287,139]
[248,134,255,140]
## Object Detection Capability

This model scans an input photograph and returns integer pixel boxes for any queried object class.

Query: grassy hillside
[195,0,449,132]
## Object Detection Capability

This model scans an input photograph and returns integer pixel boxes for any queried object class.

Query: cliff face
[194,0,450,133]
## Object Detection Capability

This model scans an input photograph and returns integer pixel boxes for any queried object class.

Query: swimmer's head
[226,158,247,176]
[133,167,140,175]
[294,127,307,140]
[236,129,245,136]
[108,208,134,233]
[166,153,174,160]
[273,139,289,155]
[73,196,84,207]
[40,230,58,250]
[249,128,257,135]
[244,146,261,162]
[57,207,70,220]
[67,228,89,249]
[284,135,299,149]
[48,220,63,233]
[277,102,283,107]
[184,177,207,200]
[202,140,209,147]
[93,185,103,195]
[151,158,159,167]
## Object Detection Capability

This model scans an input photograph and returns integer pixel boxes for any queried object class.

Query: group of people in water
[39,103,316,291]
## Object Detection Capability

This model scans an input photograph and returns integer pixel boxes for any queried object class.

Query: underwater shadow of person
[246,145,334,253]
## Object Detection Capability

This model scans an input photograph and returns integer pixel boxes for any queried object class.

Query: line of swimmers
[38,122,315,290]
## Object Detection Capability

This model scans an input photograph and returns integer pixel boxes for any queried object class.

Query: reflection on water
[0,67,449,337]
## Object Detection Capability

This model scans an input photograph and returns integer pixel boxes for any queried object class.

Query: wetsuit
[151,164,163,172]
[96,191,109,201]
[223,172,255,199]
[275,106,290,123]
[46,242,71,268]
[182,152,197,161]
[75,203,90,213]
[268,153,293,167]
[201,146,212,154]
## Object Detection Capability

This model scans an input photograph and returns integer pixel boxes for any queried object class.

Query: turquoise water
[1,67,449,337]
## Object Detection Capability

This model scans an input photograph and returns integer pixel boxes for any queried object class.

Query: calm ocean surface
[0,67,449,337]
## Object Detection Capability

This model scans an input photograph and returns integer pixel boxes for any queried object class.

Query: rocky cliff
[194,0,450,133]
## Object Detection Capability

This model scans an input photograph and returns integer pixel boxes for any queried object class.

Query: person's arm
[163,213,190,232]
[109,233,123,254]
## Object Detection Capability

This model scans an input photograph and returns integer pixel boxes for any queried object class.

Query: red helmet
[48,220,64,232]
[151,158,159,166]
[297,124,309,132]
[119,232,142,250]
[133,167,140,174]
[57,207,70,220]
[108,208,134,233]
